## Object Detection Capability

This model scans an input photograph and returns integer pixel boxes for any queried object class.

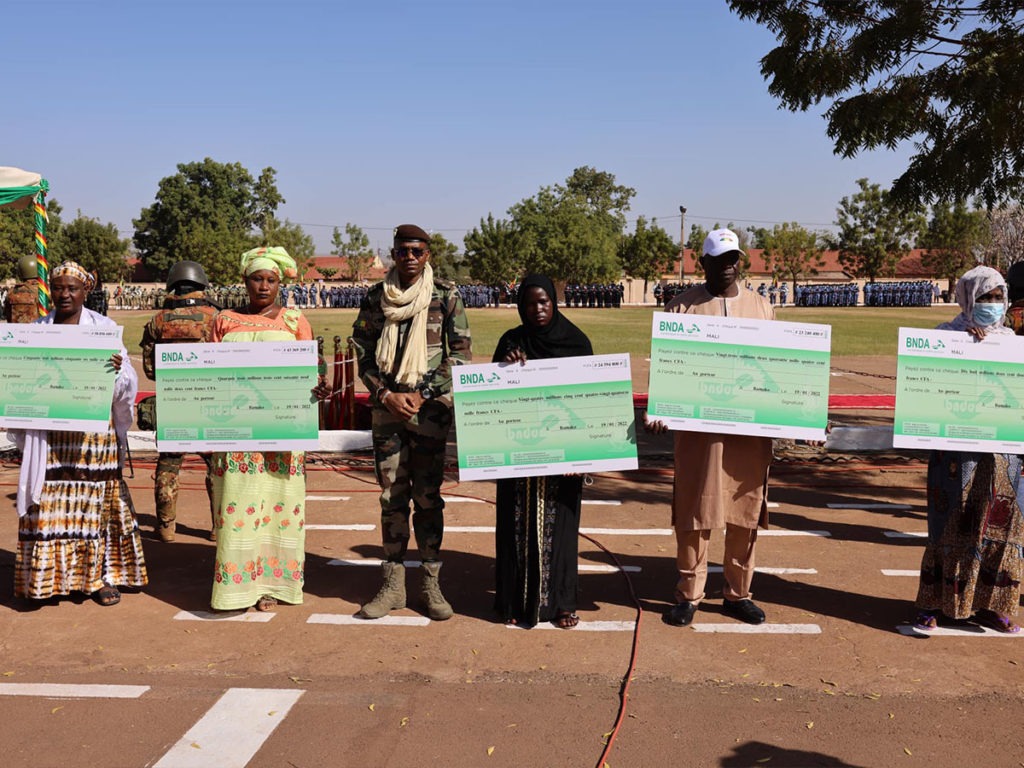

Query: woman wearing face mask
[913,265,1023,633]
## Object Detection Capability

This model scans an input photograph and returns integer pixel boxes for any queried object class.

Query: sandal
[974,610,1021,634]
[554,612,579,630]
[94,585,121,607]
[912,611,938,631]
[255,595,278,612]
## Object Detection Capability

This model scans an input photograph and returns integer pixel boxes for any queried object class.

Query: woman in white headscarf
[208,247,328,612]
[12,261,145,607]
[913,265,1023,633]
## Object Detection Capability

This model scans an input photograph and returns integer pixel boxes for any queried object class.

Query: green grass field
[112,303,960,363]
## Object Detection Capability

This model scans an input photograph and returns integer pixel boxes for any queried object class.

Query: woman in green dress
[209,247,329,612]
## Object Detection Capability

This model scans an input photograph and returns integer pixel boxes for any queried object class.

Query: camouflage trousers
[371,402,453,561]
[155,452,215,527]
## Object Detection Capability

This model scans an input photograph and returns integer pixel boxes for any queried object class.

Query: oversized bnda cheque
[894,327,1024,452]
[155,341,319,452]
[0,324,121,432]
[452,353,638,481]
[647,312,830,440]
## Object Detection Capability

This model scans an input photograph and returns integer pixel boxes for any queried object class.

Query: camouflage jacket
[351,277,472,406]
[3,282,39,323]
[1007,300,1024,335]
[140,291,219,380]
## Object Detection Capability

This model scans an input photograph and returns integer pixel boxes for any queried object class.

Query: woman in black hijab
[492,275,593,628]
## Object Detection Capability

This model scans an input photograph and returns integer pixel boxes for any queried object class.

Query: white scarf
[376,263,434,386]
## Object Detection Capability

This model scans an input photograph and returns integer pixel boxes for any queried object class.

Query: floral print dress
[209,309,312,610]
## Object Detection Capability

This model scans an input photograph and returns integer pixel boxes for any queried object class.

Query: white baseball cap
[703,228,745,258]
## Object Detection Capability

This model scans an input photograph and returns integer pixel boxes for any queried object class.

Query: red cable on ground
[581,531,644,768]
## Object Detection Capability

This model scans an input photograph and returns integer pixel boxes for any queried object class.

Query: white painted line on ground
[327,558,422,567]
[0,683,149,698]
[827,503,911,510]
[173,610,275,623]
[582,500,623,506]
[305,524,376,531]
[881,569,918,577]
[305,495,351,501]
[581,527,672,535]
[307,614,431,627]
[708,567,817,575]
[442,526,830,537]
[896,625,1023,638]
[507,620,636,632]
[154,687,304,768]
[442,496,487,503]
[579,564,642,573]
[884,531,926,539]
[692,623,822,634]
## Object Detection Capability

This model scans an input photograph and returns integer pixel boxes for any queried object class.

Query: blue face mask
[972,302,1005,326]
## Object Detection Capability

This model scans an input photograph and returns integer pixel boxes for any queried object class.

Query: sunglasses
[395,246,427,258]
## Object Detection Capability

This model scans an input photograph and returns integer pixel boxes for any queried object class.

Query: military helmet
[166,260,209,290]
[17,254,37,281]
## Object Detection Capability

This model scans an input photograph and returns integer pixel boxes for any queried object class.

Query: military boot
[358,561,407,619]
[420,561,453,621]
[156,521,175,543]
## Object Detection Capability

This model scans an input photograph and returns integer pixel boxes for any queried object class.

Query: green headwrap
[240,246,297,279]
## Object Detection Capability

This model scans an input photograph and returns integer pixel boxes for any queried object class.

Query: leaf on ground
[866,693,881,700]
[399,717,409,728]
[2,672,13,677]
[821,678,837,686]
[288,676,312,684]
[1009,660,1018,666]
[368,704,375,712]
[191,743,201,750]
[486,746,495,756]
[50,706,63,715]
[753,697,761,702]
[738,648,748,654]
[539,665,547,670]
[506,723,517,728]
[904,747,912,756]
[888,713,895,719]
[823,690,835,696]
[806,722,814,729]
[472,649,479,655]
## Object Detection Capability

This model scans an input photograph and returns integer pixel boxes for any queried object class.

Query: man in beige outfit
[646,228,774,626]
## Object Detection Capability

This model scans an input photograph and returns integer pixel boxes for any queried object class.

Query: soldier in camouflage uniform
[3,255,40,323]
[351,224,472,621]
[140,261,219,542]
[1005,262,1024,335]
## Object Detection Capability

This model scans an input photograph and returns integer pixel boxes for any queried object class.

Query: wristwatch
[418,383,435,400]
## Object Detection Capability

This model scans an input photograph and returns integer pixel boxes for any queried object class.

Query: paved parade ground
[1,307,1022,767]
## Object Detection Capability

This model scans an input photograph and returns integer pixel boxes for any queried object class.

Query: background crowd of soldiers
[2,265,950,319]
[654,281,695,306]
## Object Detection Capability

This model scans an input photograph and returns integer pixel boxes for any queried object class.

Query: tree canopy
[507,166,635,282]
[729,0,1024,207]
[835,178,924,282]
[133,158,284,284]
[331,222,375,282]
[760,221,825,295]
[0,199,63,280]
[920,200,990,287]
[618,216,676,297]
[61,213,130,284]
[463,214,522,286]
[428,232,464,281]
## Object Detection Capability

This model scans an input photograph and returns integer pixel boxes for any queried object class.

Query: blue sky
[2,0,912,254]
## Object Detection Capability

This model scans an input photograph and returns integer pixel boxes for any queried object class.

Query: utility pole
[678,205,687,282]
